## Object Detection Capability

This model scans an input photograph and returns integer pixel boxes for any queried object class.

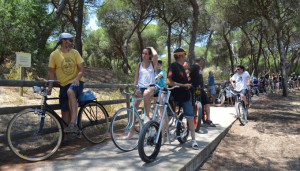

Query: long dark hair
[146,48,152,60]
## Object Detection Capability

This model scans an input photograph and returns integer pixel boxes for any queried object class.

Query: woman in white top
[133,47,158,123]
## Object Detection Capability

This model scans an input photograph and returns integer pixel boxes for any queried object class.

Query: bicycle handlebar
[230,89,243,95]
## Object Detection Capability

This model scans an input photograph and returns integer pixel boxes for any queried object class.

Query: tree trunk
[75,0,84,56]
[277,31,288,97]
[204,30,213,61]
[167,24,172,67]
[136,30,144,62]
[188,0,199,64]
[223,34,234,74]
[122,39,130,74]
[38,0,68,53]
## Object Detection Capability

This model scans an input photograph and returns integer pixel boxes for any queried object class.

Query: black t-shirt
[167,62,190,102]
[189,64,204,88]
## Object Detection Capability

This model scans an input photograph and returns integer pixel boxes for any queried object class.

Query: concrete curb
[180,119,237,171]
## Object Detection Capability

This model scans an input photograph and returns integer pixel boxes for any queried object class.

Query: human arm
[148,47,158,72]
[167,77,192,89]
[246,75,250,87]
[133,63,140,95]
[47,68,56,95]
[230,77,236,89]
[72,63,84,86]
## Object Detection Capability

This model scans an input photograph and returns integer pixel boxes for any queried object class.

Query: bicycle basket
[79,90,96,103]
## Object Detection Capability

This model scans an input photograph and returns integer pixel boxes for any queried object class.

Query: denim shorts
[210,86,216,95]
[167,98,194,119]
[59,81,84,111]
[137,88,147,95]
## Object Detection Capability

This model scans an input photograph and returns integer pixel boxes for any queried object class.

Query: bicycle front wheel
[194,101,203,132]
[236,102,247,125]
[79,101,109,144]
[6,108,63,161]
[110,107,143,151]
[138,120,161,163]
[177,113,189,144]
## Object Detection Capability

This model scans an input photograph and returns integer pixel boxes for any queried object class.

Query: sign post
[16,52,31,96]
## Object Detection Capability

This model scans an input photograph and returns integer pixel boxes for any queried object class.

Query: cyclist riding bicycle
[230,65,250,108]
[167,48,199,150]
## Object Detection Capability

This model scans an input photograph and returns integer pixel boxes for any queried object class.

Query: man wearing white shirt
[230,65,250,107]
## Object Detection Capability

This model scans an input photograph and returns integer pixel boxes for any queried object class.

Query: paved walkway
[28,105,238,171]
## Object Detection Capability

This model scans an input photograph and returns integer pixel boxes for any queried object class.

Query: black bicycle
[6,80,109,161]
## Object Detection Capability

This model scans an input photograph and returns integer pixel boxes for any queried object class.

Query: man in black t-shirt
[188,58,215,127]
[167,48,199,150]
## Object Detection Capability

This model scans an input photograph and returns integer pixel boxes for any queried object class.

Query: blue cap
[58,33,74,41]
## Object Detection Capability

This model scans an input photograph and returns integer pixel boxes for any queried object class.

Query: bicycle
[215,86,226,105]
[192,87,203,132]
[205,84,224,106]
[6,80,109,161]
[110,90,155,152]
[138,85,189,163]
[230,89,248,126]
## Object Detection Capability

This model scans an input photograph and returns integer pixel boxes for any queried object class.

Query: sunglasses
[64,38,73,42]
[236,68,241,70]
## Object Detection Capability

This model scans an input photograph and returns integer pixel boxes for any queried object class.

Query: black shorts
[191,88,210,105]
[200,89,210,105]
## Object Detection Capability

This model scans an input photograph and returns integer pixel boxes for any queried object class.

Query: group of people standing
[50,32,278,151]
[133,47,216,150]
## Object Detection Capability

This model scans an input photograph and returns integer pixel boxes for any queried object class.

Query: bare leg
[205,104,211,120]
[67,89,78,124]
[187,118,195,140]
[61,110,70,140]
[143,87,154,118]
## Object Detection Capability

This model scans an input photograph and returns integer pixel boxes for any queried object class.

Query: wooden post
[125,86,130,109]
[19,67,24,96]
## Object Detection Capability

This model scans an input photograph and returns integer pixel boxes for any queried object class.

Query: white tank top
[137,62,155,88]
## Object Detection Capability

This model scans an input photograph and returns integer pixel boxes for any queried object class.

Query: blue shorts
[59,81,84,111]
[167,98,194,119]
[210,86,216,95]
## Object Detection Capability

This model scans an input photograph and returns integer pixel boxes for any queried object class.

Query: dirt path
[200,89,300,170]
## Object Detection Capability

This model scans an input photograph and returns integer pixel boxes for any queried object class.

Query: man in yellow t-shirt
[47,33,84,135]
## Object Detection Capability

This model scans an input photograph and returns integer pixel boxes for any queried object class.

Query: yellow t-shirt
[49,49,84,86]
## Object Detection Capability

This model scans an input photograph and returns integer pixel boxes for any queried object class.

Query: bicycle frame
[124,92,144,131]
[151,86,179,144]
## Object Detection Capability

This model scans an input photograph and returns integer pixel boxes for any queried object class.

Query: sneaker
[64,123,79,133]
[205,120,216,127]
[144,116,150,123]
[192,141,199,150]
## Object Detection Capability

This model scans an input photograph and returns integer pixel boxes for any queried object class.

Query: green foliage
[4,62,34,81]
[203,65,224,82]
[0,0,58,77]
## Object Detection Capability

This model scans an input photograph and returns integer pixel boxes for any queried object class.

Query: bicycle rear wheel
[79,101,109,144]
[110,107,142,151]
[6,108,62,161]
[194,101,202,132]
[216,92,226,105]
[177,112,189,144]
[236,102,247,125]
[138,120,161,163]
